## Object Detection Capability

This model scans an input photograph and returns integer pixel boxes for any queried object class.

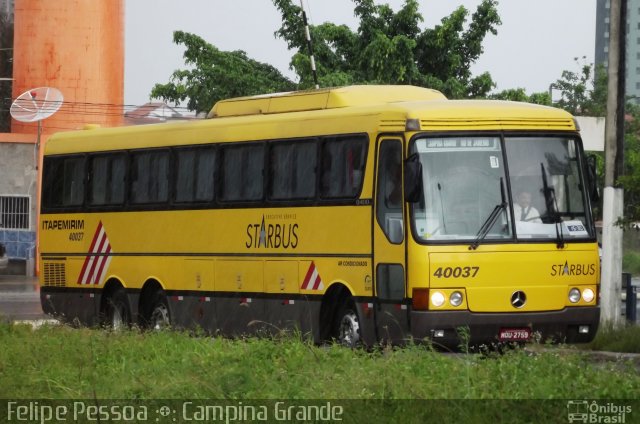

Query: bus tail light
[412,288,429,310]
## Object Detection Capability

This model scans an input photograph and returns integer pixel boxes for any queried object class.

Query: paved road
[0,275,47,321]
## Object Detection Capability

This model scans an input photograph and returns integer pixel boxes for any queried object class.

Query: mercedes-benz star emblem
[510,291,527,308]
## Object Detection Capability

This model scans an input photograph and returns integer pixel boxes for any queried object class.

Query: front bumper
[411,306,600,348]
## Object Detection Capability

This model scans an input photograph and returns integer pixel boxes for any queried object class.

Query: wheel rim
[150,303,170,330]
[338,310,360,347]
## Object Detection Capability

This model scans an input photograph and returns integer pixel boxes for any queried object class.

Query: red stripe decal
[302,262,315,289]
[312,273,322,290]
[86,232,108,284]
[77,221,103,284]
[92,244,111,285]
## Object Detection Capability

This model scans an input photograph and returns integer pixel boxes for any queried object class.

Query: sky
[124,0,597,107]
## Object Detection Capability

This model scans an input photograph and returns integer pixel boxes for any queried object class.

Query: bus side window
[376,140,403,244]
[175,146,216,203]
[221,143,265,202]
[320,136,367,199]
[42,156,86,208]
[130,150,170,204]
[270,140,317,200]
[89,153,126,206]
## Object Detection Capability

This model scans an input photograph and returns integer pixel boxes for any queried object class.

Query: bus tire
[148,290,171,330]
[334,300,361,348]
[104,287,131,330]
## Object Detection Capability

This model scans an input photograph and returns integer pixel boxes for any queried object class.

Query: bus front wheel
[148,290,171,330]
[334,301,361,348]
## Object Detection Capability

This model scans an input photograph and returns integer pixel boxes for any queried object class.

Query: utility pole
[601,0,626,326]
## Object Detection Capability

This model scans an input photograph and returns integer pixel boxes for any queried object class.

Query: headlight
[582,288,595,303]
[431,291,445,307]
[568,288,581,303]
[450,291,463,307]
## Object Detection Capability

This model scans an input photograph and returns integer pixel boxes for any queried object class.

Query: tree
[614,101,640,223]
[552,57,607,117]
[488,88,550,105]
[273,0,501,97]
[0,9,13,132]
[152,0,501,113]
[151,31,296,115]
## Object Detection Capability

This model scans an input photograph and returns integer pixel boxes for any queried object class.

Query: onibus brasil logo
[567,400,632,423]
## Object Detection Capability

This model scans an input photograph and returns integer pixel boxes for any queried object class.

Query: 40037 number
[69,232,84,241]
[433,266,479,278]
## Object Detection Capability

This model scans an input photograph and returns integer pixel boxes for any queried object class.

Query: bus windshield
[411,136,512,241]
[410,135,593,243]
[505,136,592,241]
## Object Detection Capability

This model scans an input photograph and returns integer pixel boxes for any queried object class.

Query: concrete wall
[0,140,37,267]
[576,116,605,152]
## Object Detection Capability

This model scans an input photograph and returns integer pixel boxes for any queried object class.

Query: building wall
[595,0,640,101]
[11,0,125,134]
[1,0,125,275]
[595,0,609,67]
[0,137,37,263]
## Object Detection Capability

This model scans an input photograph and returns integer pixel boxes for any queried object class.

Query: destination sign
[415,137,500,153]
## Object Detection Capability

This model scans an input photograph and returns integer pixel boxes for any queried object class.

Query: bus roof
[44,86,577,155]
[208,85,447,118]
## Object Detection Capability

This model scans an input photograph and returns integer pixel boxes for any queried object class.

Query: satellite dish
[10,87,64,171]
[10,87,63,123]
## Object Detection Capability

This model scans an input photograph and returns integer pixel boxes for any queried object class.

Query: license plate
[499,328,531,341]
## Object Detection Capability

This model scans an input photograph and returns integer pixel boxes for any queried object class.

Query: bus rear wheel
[148,290,171,330]
[334,301,361,348]
[104,287,130,330]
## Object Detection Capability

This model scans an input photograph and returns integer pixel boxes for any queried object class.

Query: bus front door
[373,138,409,344]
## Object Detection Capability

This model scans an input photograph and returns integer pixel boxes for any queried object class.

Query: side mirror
[404,154,423,203]
[586,154,600,202]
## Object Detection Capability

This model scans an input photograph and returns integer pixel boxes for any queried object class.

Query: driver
[514,191,542,223]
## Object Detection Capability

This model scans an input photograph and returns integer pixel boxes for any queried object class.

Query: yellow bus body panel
[40,205,373,296]
[411,243,599,312]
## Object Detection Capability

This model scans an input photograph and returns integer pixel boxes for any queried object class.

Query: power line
[0,99,198,116]
[0,99,203,132]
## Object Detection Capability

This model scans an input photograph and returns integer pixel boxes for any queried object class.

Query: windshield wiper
[540,163,565,248]
[469,178,507,250]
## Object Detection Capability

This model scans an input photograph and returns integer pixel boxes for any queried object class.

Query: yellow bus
[39,85,600,348]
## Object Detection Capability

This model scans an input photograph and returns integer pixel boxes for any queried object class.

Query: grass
[585,323,640,353]
[2,324,639,422]
[623,250,640,275]
[0,322,638,400]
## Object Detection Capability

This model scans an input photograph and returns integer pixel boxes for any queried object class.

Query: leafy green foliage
[552,57,607,117]
[0,323,639,401]
[152,1,502,112]
[618,102,640,220]
[488,88,550,105]
[150,31,296,114]
[274,0,501,97]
